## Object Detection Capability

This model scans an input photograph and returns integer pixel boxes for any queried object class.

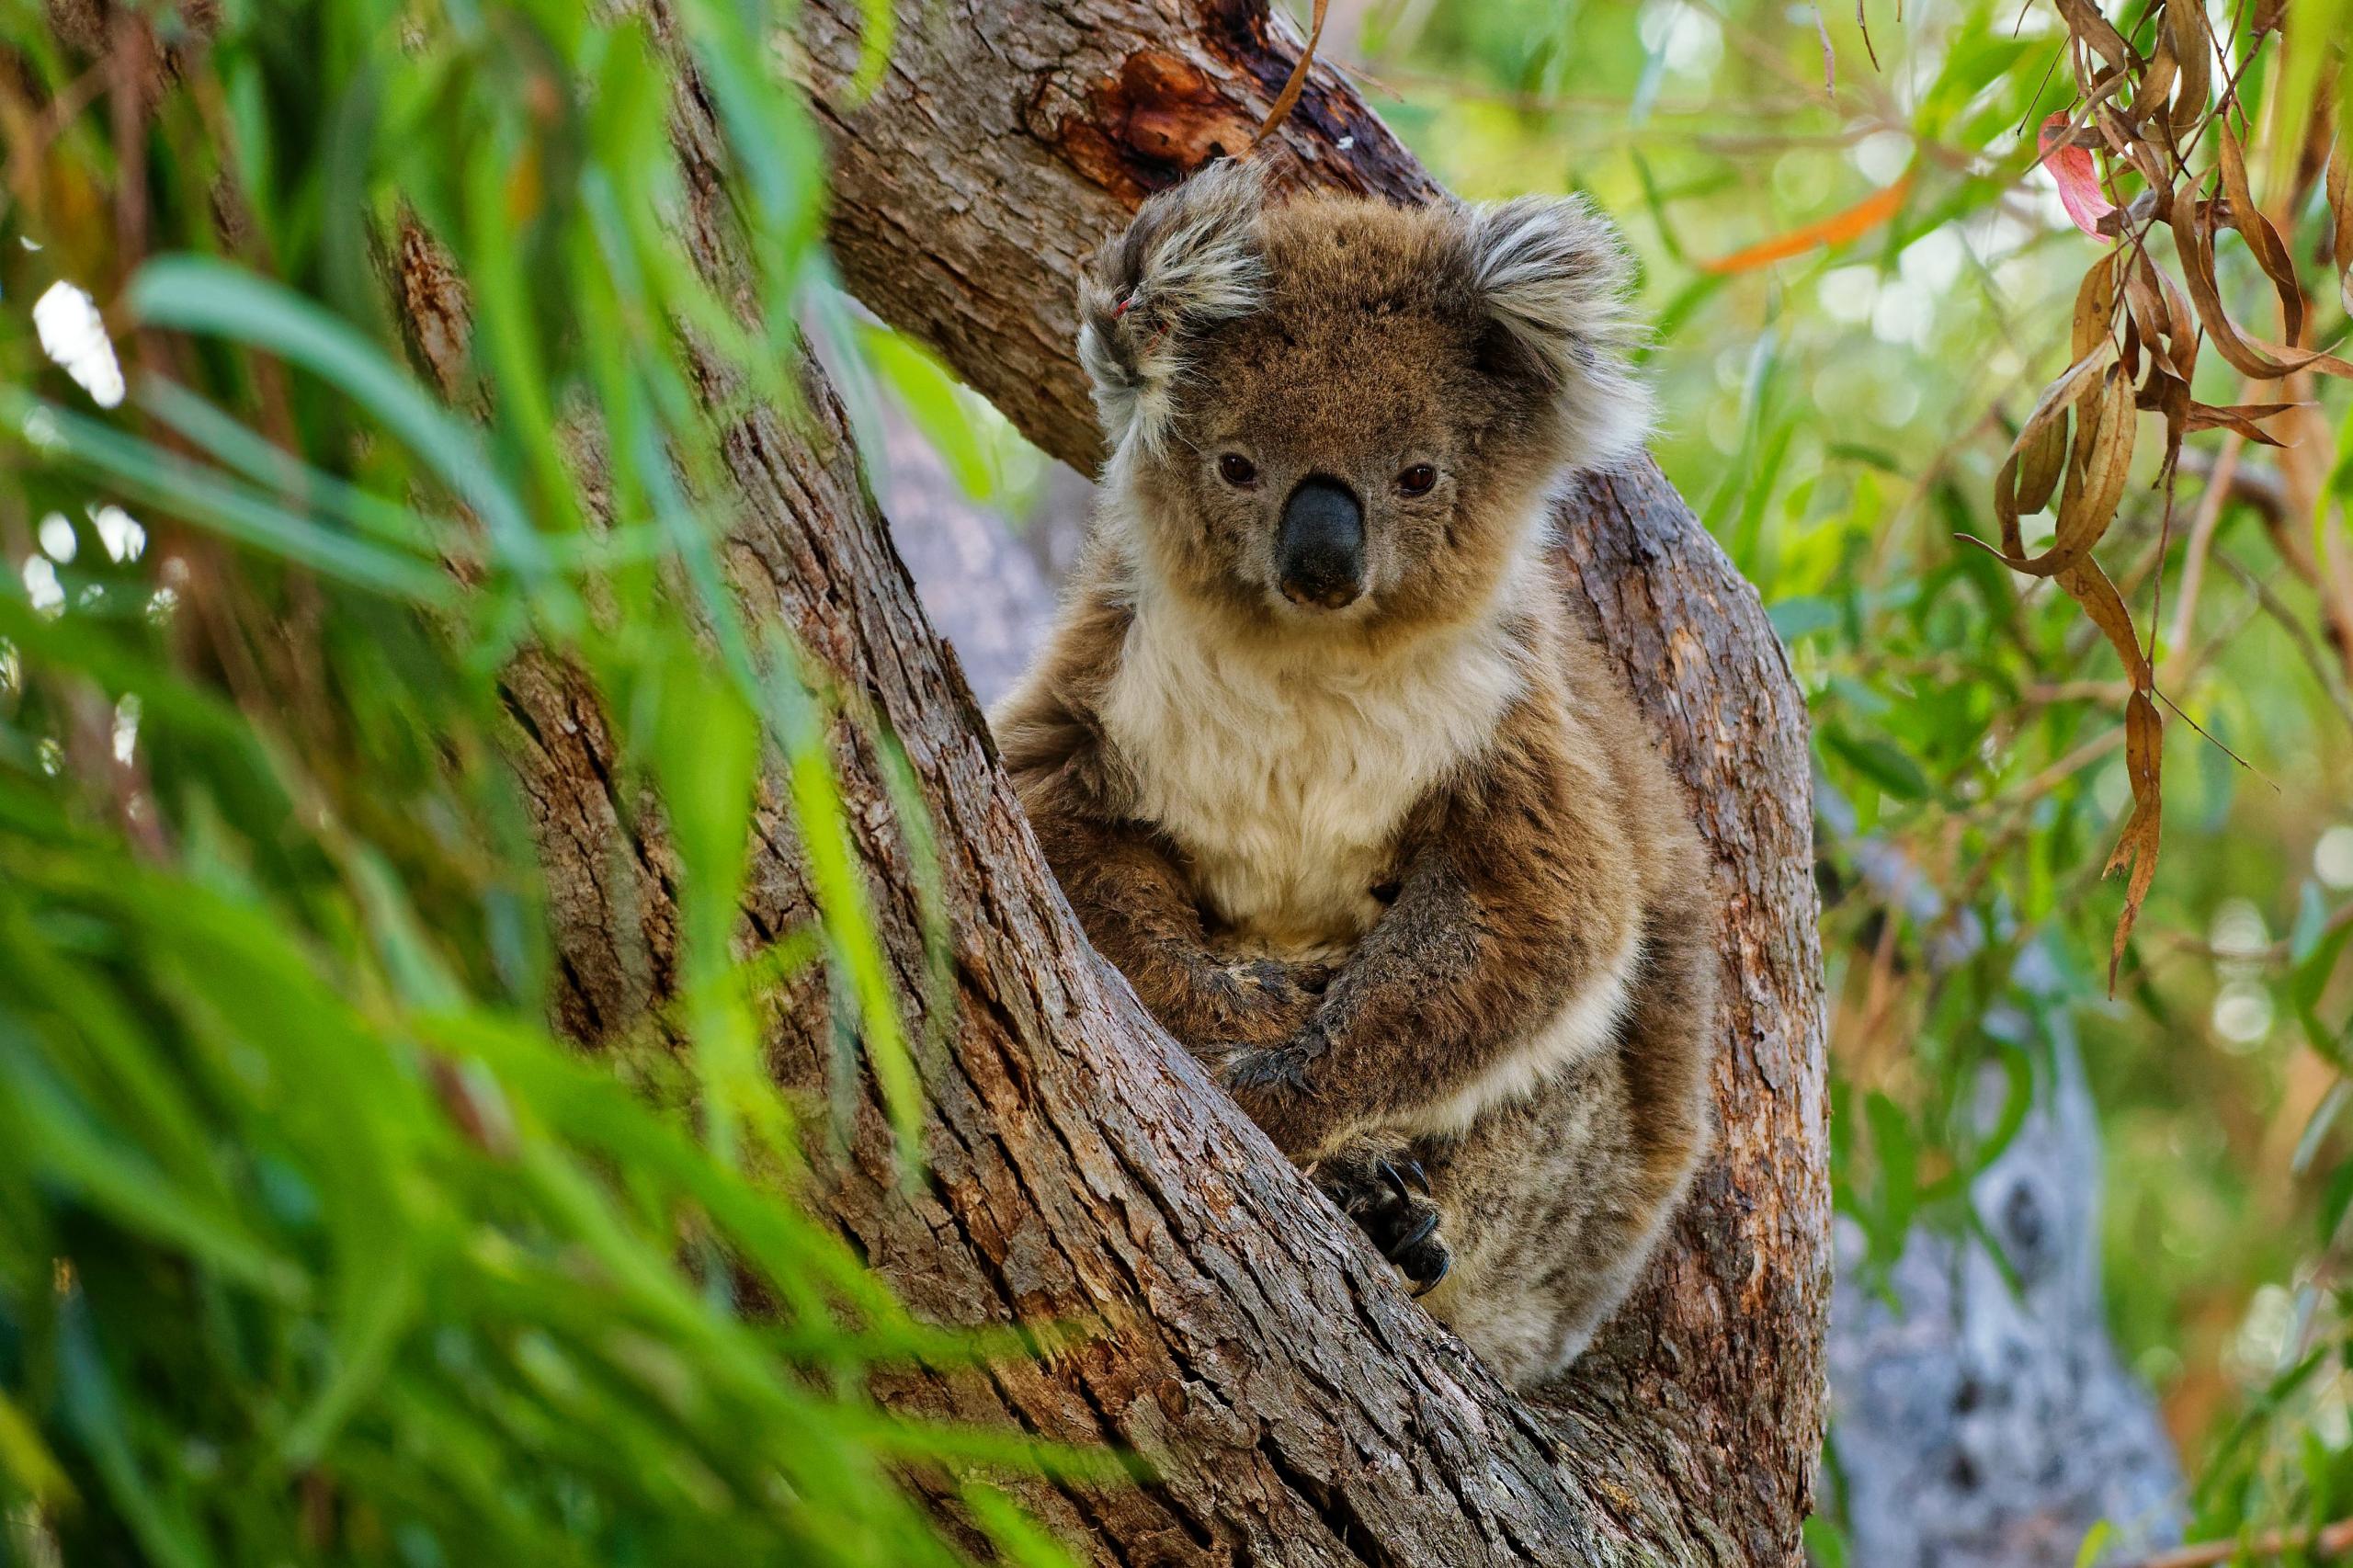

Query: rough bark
[437,4,1829,1563]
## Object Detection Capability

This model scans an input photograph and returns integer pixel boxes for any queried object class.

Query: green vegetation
[0,2,1086,1562]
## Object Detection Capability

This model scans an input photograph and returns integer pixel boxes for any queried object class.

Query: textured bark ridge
[467,4,1829,1563]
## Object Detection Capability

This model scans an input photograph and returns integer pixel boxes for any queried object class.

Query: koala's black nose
[1277,477,1366,610]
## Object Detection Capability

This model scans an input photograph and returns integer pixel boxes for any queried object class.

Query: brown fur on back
[997,161,1715,1387]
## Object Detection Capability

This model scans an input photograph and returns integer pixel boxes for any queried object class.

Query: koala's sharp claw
[1400,1158,1430,1195]
[1379,1160,1413,1205]
[1411,1249,1451,1297]
[1389,1207,1442,1257]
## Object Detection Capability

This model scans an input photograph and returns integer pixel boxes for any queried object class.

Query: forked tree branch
[451,4,1829,1562]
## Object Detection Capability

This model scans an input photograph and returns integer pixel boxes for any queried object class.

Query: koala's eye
[1397,463,1438,496]
[1217,453,1259,487]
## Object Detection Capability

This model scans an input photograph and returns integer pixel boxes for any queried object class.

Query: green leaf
[1824,725,1933,802]
[125,256,552,587]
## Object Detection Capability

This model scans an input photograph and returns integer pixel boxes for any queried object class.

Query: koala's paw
[1202,956,1332,1045]
[1216,1040,1322,1095]
[1312,1136,1453,1298]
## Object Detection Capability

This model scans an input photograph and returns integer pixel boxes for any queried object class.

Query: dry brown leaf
[2154,260,2198,381]
[2217,121,2306,349]
[2060,557,2153,702]
[2165,0,2211,141]
[2173,192,2353,379]
[2072,250,2121,360]
[2043,363,2138,577]
[2132,23,2179,130]
[2057,0,2132,72]
[2047,556,2160,994]
[2016,415,2070,516]
[2123,252,2188,381]
[2142,369,2190,476]
[1989,342,2118,555]
[1255,0,1330,143]
[2182,400,2301,444]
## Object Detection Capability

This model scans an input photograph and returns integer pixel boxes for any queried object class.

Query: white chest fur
[1099,600,1526,960]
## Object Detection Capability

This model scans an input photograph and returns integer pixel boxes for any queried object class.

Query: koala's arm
[998,689,1326,1051]
[1220,699,1643,1158]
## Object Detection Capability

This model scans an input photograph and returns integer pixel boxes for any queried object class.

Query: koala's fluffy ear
[1078,158,1270,455]
[1462,196,1654,472]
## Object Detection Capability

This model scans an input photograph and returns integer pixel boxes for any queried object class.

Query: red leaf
[2039,114,2118,240]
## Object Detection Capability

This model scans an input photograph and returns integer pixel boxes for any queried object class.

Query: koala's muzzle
[1277,477,1366,610]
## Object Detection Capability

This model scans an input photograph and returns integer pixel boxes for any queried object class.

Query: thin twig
[2124,1516,2353,1568]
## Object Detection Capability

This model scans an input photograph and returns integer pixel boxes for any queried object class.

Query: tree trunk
[437,4,1829,1562]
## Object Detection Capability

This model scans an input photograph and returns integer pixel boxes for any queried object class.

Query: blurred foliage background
[5,0,2353,1562]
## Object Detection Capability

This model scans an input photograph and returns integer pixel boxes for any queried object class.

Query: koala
[992,159,1718,1388]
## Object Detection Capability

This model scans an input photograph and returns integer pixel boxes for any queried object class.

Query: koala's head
[1078,159,1650,635]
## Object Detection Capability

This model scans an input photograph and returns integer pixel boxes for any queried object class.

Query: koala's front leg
[1018,761,1328,1053]
[1218,721,1641,1158]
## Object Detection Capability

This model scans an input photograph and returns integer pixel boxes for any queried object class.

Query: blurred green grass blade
[124,256,551,585]
[5,394,457,605]
[56,1293,215,1568]
[279,1233,424,1465]
[962,1480,1082,1568]
[0,1388,76,1508]
[133,374,451,553]
[0,1012,300,1300]
[646,646,763,1162]
[860,324,998,502]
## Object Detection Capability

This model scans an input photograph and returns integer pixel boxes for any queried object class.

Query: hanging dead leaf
[1969,363,2138,581]
[1255,0,1330,142]
[2181,400,2302,444]
[1986,341,2118,556]
[2131,22,2178,130]
[2140,369,2190,479]
[2173,191,2353,379]
[2015,414,2070,516]
[2072,249,2122,361]
[2055,0,2132,72]
[2042,362,2139,577]
[2122,252,2189,382]
[2041,114,2121,239]
[2058,555,2153,697]
[2165,0,2211,141]
[2216,121,2306,349]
